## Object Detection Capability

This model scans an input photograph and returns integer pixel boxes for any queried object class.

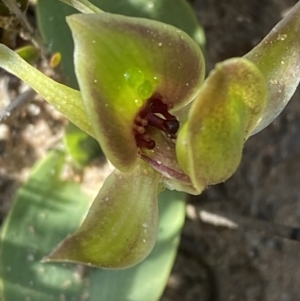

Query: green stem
[58,0,103,13]
[0,44,95,138]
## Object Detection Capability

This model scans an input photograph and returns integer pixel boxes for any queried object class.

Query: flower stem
[58,0,103,13]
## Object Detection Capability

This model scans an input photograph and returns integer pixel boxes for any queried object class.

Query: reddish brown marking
[135,135,156,149]
[134,96,180,149]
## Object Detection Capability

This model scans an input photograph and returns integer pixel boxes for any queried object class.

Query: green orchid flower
[0,0,299,268]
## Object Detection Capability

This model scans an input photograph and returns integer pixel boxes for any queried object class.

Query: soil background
[1,1,300,301]
[163,1,300,301]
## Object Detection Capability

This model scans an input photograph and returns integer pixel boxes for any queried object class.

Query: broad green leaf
[0,151,91,301]
[46,159,162,268]
[37,1,78,87]
[67,12,204,171]
[89,189,186,301]
[245,1,300,135]
[36,0,205,88]
[176,58,267,191]
[0,44,94,138]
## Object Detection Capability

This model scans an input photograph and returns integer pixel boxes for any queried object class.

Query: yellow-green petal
[176,58,267,191]
[67,13,205,171]
[45,160,161,269]
[245,1,300,135]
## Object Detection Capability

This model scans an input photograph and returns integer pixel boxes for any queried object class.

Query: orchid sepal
[44,159,161,269]
[67,12,205,172]
[245,1,300,135]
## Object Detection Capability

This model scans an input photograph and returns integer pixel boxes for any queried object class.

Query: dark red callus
[134,96,180,149]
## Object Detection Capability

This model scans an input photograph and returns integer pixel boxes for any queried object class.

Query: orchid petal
[176,58,267,191]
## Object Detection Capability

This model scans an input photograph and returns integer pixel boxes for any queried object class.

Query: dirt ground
[1,1,300,301]
[162,0,300,300]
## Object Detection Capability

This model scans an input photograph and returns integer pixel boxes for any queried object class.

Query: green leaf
[245,1,300,135]
[45,159,162,268]
[176,58,267,191]
[67,12,204,171]
[89,189,186,301]
[0,151,91,301]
